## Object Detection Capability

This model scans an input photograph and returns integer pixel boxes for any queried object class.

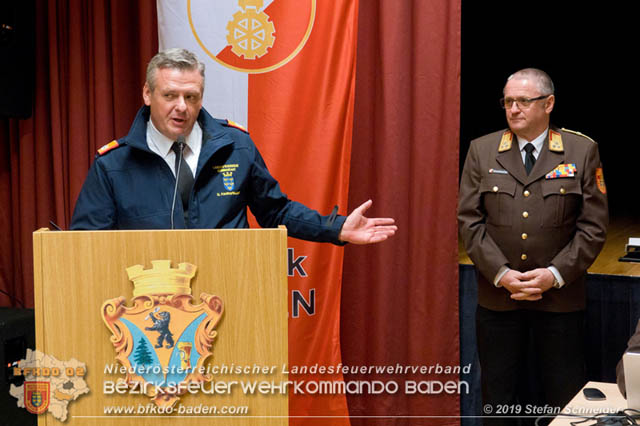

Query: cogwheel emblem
[226,5,276,60]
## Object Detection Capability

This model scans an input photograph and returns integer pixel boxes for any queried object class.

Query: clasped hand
[499,268,556,301]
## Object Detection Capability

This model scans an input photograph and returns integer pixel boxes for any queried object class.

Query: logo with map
[101,260,224,407]
[9,349,89,422]
[188,0,316,73]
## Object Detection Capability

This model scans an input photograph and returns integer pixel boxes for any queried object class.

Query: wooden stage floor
[458,215,640,277]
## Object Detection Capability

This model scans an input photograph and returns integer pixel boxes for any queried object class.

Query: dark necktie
[524,143,536,175]
[171,142,194,212]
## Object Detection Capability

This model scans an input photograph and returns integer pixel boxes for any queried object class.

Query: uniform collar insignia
[548,130,564,152]
[498,130,513,152]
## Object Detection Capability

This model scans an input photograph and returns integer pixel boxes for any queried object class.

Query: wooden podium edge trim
[33,229,47,354]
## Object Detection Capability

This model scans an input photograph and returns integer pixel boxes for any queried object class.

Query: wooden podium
[32,227,288,425]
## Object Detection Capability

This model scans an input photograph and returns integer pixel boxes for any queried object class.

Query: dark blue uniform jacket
[70,106,346,244]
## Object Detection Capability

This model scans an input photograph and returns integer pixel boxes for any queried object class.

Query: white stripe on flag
[157,0,250,128]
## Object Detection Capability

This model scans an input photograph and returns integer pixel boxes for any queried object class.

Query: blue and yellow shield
[223,172,235,191]
[24,381,50,414]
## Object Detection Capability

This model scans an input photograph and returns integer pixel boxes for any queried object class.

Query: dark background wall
[0,1,35,119]
[460,3,636,217]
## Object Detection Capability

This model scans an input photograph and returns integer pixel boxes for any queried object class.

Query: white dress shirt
[517,128,547,164]
[145,120,202,177]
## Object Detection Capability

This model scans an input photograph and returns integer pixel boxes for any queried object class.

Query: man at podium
[70,48,395,245]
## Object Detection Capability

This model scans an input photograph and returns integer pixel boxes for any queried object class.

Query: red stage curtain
[341,1,461,425]
[0,0,157,308]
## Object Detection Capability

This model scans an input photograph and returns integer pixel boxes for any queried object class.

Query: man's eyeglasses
[500,95,550,109]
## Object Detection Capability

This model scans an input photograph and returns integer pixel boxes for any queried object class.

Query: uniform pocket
[480,176,517,227]
[541,178,582,227]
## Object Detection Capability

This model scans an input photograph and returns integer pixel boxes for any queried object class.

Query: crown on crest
[126,260,196,297]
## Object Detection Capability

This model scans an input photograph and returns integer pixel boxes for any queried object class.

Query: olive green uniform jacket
[458,127,608,312]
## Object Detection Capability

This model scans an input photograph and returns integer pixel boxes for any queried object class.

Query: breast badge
[101,260,224,407]
[223,171,235,191]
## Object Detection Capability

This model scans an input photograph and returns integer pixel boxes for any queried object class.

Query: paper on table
[627,237,640,249]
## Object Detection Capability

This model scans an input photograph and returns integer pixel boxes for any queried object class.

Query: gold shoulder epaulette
[561,128,596,143]
[498,130,513,152]
[548,130,563,152]
[225,119,249,134]
[97,140,120,156]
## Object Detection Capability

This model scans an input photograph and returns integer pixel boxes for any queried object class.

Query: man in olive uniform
[458,68,608,424]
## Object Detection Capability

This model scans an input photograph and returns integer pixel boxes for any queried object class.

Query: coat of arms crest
[101,260,224,407]
[24,381,50,414]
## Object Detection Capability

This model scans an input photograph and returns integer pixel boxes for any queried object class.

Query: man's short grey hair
[146,48,206,92]
[505,68,555,96]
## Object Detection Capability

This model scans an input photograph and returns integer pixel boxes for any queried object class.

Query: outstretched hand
[338,200,397,245]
